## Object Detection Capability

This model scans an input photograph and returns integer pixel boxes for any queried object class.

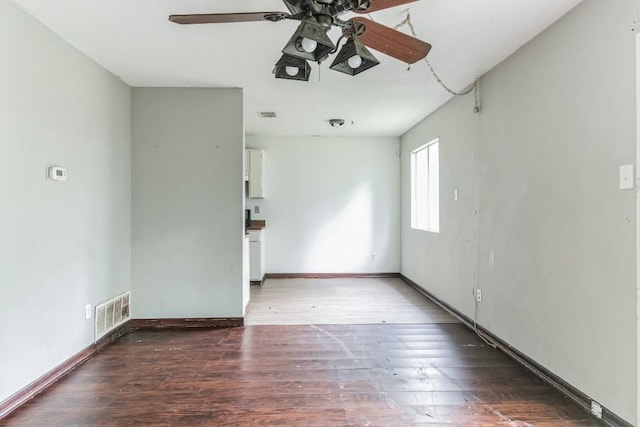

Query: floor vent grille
[94,291,130,341]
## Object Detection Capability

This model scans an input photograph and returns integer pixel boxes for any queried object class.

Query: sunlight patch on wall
[302,185,373,272]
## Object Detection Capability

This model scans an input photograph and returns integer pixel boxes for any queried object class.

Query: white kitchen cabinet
[242,234,250,314]
[246,149,265,199]
[244,153,249,182]
[247,229,265,282]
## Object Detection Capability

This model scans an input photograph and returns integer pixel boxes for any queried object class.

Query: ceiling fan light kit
[274,54,312,81]
[169,0,431,82]
[282,19,336,63]
[330,37,379,75]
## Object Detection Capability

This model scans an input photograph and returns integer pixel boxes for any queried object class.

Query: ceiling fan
[169,0,432,81]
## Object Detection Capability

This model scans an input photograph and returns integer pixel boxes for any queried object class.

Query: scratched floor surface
[1,324,601,426]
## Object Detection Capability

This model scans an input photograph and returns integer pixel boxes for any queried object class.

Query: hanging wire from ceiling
[371,11,480,112]
[396,10,491,346]
[396,12,490,343]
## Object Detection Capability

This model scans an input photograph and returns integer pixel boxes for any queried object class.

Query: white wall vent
[94,291,130,341]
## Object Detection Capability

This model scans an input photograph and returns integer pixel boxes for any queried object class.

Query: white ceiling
[12,0,583,137]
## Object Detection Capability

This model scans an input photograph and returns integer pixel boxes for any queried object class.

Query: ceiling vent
[257,112,277,118]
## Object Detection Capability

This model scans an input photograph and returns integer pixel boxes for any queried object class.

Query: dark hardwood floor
[1,324,601,426]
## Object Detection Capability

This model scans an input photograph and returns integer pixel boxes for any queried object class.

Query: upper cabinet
[246,148,265,199]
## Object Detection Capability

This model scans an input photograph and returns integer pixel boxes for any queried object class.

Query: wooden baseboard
[399,274,632,427]
[250,274,266,286]
[0,321,132,420]
[264,272,400,279]
[131,317,244,329]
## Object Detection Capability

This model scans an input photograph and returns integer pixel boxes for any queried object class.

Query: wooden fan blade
[169,12,289,25]
[354,0,418,14]
[347,17,431,64]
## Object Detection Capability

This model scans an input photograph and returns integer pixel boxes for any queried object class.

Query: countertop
[246,220,266,231]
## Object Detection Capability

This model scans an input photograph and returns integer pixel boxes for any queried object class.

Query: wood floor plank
[1,325,602,426]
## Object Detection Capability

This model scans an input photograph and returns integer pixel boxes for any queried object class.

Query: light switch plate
[619,164,634,190]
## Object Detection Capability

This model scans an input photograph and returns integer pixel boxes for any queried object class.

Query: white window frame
[410,138,440,233]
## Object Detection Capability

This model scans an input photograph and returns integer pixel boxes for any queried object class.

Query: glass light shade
[273,54,312,81]
[282,20,335,62]
[330,38,379,76]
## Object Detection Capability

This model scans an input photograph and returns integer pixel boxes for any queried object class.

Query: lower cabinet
[243,234,250,314]
[247,229,265,282]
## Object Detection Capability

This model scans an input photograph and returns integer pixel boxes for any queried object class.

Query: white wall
[246,136,400,274]
[0,1,131,403]
[132,88,245,318]
[401,0,637,423]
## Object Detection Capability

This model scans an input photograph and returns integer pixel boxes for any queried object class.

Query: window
[411,139,439,232]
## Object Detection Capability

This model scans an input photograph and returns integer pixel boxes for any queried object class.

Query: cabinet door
[243,236,250,313]
[247,149,264,198]
[244,150,250,182]
[249,241,261,281]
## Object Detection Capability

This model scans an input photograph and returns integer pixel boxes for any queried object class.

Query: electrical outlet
[590,401,602,419]
[254,205,260,214]
[85,304,92,320]
[371,253,376,261]
[476,289,482,303]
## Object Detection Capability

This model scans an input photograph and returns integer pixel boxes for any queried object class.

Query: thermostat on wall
[47,166,67,181]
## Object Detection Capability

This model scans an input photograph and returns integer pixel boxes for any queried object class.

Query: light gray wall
[636,33,640,427]
[0,1,131,403]
[401,95,479,318]
[401,0,637,423]
[132,88,244,318]
[246,136,400,274]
